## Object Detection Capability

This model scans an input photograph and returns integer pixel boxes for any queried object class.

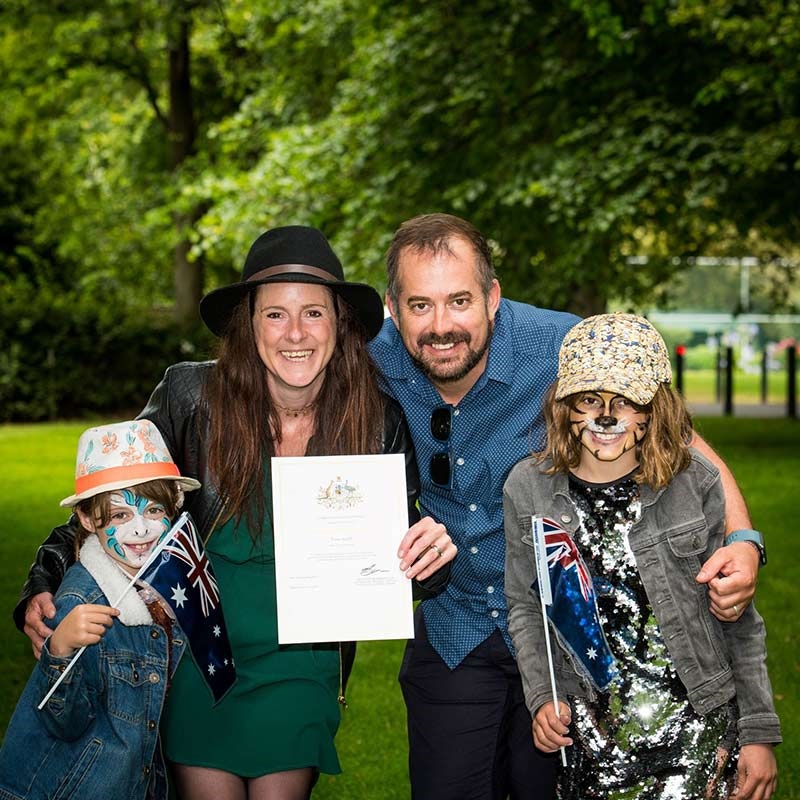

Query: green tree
[0,0,225,327]
[194,0,799,316]
[2,1,798,322]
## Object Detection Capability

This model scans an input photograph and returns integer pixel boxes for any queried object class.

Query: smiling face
[77,489,171,575]
[251,282,338,403]
[568,391,650,478]
[387,236,500,403]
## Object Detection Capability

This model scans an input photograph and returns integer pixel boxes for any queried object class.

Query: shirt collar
[481,300,514,387]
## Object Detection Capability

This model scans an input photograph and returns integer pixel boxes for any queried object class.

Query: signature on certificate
[360,563,390,577]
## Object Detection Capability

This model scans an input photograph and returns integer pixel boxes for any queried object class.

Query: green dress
[160,478,342,777]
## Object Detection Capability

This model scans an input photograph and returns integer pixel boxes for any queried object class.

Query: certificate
[272,453,414,643]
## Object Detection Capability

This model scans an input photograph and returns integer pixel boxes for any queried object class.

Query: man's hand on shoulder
[24,592,56,659]
[696,541,759,621]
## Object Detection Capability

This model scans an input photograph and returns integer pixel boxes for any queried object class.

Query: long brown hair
[539,384,694,490]
[203,288,386,532]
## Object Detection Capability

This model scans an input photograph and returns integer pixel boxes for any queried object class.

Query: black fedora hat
[199,225,385,339]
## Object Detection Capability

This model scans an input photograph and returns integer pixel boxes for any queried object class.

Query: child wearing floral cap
[0,419,200,800]
[503,313,780,799]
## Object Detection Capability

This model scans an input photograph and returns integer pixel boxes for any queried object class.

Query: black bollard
[724,346,734,416]
[675,345,686,395]
[788,343,797,419]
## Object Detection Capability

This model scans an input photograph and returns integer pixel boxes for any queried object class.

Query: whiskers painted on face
[581,418,630,435]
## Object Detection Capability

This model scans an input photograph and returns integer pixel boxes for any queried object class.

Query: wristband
[724,529,767,567]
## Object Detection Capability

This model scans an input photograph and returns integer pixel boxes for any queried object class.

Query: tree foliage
[1,0,798,324]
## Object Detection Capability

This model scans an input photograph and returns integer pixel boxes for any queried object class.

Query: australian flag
[138,512,236,703]
[532,516,616,691]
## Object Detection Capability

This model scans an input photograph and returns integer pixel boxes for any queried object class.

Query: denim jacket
[503,449,781,747]
[0,538,185,800]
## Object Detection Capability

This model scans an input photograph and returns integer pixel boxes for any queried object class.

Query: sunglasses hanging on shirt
[430,406,452,487]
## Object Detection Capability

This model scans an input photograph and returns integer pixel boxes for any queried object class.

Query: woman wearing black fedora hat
[16,226,455,800]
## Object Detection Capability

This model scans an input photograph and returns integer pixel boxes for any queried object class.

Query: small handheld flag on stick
[536,517,615,691]
[532,515,568,767]
[137,513,235,702]
[38,512,191,711]
[38,512,236,711]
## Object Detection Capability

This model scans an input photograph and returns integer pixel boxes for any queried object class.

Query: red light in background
[676,345,686,357]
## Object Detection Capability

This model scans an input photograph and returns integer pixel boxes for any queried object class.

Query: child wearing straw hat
[0,419,200,800]
[503,313,780,799]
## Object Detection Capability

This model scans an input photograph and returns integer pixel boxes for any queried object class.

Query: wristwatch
[725,529,767,567]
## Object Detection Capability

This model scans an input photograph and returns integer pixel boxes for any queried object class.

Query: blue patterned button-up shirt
[369,298,579,667]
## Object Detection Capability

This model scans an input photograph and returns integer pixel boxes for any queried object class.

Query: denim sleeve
[503,464,586,717]
[35,598,100,742]
[13,519,78,632]
[703,477,782,745]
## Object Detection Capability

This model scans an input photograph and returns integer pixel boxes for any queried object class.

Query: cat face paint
[569,391,650,467]
[96,489,170,576]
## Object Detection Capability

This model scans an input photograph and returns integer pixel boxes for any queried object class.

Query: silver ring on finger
[429,543,443,558]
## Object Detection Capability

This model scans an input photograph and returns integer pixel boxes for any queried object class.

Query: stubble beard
[408,319,494,385]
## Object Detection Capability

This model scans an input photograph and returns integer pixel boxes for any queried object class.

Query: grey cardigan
[503,450,781,746]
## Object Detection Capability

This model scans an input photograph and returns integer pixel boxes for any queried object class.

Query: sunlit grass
[1,418,797,798]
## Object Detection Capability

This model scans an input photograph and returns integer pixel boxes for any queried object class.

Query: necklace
[274,400,317,418]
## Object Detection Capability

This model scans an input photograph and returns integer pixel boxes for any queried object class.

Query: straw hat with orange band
[60,419,200,507]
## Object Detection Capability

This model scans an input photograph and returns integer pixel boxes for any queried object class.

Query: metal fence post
[724,346,734,416]
[675,345,685,395]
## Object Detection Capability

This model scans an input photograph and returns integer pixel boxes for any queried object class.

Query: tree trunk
[174,211,204,329]
[569,282,608,319]
[168,9,203,331]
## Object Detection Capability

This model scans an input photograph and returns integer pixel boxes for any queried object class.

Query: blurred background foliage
[1,0,799,419]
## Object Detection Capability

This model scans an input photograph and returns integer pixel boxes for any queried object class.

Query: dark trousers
[399,608,557,800]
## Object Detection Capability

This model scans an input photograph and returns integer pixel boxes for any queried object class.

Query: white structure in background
[628,254,800,355]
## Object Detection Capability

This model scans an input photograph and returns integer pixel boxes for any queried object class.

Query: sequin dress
[559,472,739,800]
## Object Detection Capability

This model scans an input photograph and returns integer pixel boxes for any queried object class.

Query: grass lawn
[1,417,797,798]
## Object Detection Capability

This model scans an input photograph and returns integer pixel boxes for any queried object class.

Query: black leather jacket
[14,361,449,690]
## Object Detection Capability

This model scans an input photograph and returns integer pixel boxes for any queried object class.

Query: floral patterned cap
[60,419,201,507]
[555,313,672,406]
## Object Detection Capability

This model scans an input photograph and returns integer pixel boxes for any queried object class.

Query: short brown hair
[386,213,496,306]
[74,479,182,556]
[539,384,694,490]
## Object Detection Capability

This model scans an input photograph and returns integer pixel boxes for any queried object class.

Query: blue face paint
[120,488,151,515]
[94,491,172,575]
[102,526,126,559]
[156,517,171,543]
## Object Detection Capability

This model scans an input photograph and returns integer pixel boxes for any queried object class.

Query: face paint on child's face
[96,489,170,575]
[568,391,650,465]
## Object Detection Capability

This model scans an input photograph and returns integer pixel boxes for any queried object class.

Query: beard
[408,319,494,384]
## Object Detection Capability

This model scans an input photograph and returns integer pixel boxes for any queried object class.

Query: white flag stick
[37,512,188,711]
[532,516,568,768]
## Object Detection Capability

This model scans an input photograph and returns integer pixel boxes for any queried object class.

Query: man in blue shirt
[369,213,762,800]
